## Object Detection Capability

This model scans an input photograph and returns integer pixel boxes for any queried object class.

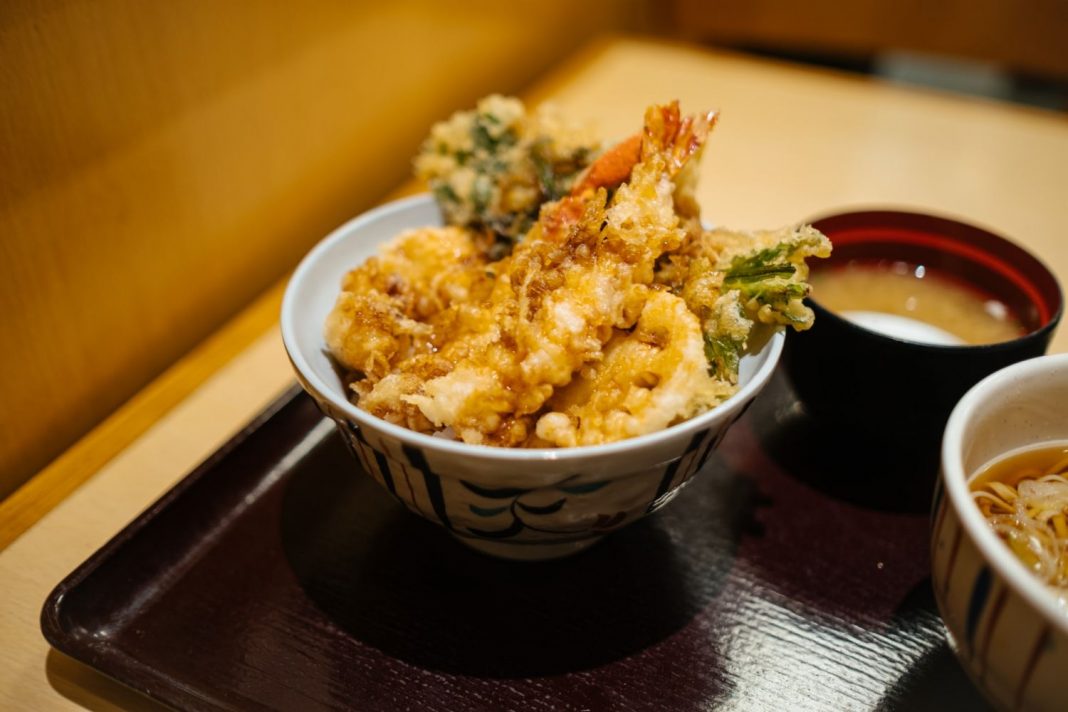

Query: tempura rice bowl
[282,194,784,560]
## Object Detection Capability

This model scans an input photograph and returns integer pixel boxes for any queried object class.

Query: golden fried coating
[396,103,717,445]
[414,95,599,244]
[324,225,493,381]
[325,99,830,447]
[535,289,732,447]
[656,224,832,382]
[327,102,716,445]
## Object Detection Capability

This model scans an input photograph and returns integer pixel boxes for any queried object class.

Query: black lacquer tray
[41,372,991,711]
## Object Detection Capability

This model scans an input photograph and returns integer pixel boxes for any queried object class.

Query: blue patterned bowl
[934,354,1068,709]
[281,195,784,560]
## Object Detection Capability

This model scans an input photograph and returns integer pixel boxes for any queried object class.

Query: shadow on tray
[749,369,939,515]
[279,434,760,679]
[876,578,995,712]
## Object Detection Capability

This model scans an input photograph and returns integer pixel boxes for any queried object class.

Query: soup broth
[810,261,1025,345]
[970,441,1068,610]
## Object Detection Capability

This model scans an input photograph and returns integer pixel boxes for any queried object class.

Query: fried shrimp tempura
[325,98,831,447]
[331,102,715,445]
[396,103,716,445]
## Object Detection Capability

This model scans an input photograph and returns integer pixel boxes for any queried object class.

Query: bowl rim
[805,207,1064,350]
[941,352,1068,636]
[280,193,784,463]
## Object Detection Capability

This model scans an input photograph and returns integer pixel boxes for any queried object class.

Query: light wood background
[0,0,641,500]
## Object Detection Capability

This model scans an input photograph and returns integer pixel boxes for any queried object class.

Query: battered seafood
[326,98,831,447]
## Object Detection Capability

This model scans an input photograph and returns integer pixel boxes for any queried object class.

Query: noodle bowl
[935,354,1068,709]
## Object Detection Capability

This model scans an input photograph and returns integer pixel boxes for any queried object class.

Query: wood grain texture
[0,177,425,552]
[1,36,1067,710]
[0,278,285,551]
[0,0,634,500]
[671,0,1068,78]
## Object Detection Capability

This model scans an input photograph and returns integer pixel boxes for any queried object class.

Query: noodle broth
[810,261,1026,346]
[970,441,1068,609]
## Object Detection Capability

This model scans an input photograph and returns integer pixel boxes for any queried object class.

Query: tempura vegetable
[657,225,832,382]
[414,95,599,252]
[327,98,831,447]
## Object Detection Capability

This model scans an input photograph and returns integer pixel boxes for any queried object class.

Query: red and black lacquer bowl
[782,210,1063,473]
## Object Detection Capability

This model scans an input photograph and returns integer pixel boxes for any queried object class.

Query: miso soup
[810,261,1025,345]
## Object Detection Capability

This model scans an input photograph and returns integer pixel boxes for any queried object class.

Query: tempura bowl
[281,194,784,560]
[934,354,1068,711]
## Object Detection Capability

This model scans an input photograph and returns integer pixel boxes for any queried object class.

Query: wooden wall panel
[0,1,637,498]
[672,0,1068,78]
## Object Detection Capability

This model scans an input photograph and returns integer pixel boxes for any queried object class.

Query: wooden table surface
[3,36,1067,711]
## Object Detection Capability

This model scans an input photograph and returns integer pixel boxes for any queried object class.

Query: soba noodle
[971,444,1068,612]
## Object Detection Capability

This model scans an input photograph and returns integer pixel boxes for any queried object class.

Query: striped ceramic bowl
[933,354,1068,711]
[281,194,784,560]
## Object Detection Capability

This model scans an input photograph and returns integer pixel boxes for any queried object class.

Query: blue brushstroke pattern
[965,566,993,654]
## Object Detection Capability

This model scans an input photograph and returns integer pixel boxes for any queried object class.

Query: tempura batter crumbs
[326,98,831,447]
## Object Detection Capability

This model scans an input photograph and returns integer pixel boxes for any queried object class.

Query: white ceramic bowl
[281,194,784,560]
[934,353,1068,710]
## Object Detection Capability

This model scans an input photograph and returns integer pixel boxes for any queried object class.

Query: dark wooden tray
[41,373,991,711]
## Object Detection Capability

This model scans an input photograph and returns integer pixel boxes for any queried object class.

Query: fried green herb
[704,332,742,381]
[414,95,599,249]
[721,229,831,327]
[662,225,832,384]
